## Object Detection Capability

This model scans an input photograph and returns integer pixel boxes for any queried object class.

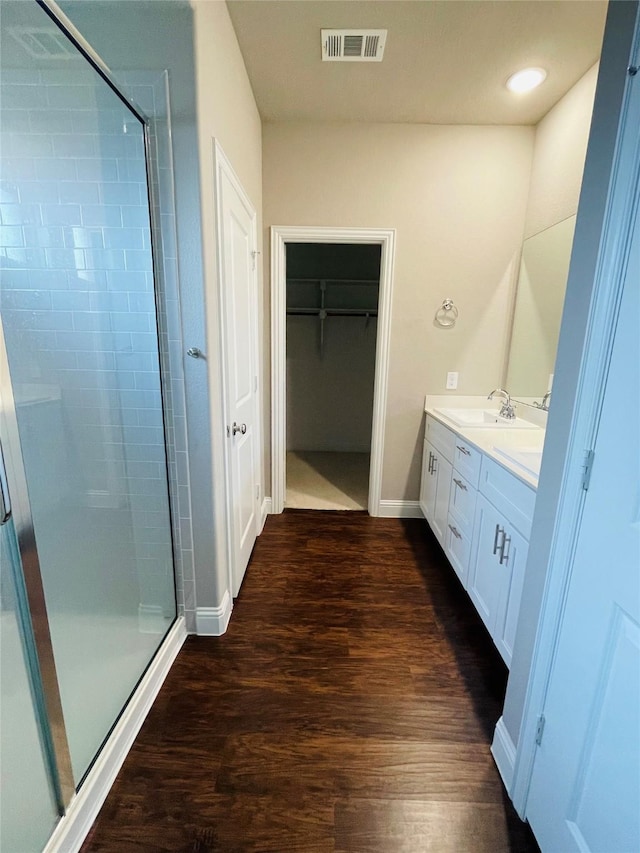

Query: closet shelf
[287,277,379,286]
[286,277,379,357]
[286,307,378,317]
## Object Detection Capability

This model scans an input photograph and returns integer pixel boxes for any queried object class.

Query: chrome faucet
[488,388,516,420]
[534,391,551,412]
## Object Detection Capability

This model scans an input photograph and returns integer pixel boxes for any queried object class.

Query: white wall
[524,63,599,239]
[192,0,263,608]
[264,122,534,500]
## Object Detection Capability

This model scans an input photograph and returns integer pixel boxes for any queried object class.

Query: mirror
[506,215,576,406]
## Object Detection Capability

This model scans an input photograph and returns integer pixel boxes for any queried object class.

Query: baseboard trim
[44,616,187,853]
[491,716,516,794]
[195,591,232,636]
[260,496,272,532]
[377,500,424,519]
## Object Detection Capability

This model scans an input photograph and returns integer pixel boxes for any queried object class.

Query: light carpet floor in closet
[286,451,369,510]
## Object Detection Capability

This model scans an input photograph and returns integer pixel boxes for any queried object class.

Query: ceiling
[226,0,608,125]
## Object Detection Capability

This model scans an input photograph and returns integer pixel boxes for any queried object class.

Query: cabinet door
[468,494,503,636]
[419,439,436,521]
[449,471,476,532]
[432,452,452,546]
[444,515,472,587]
[493,525,528,667]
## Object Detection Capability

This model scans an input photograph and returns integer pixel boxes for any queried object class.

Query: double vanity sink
[432,407,544,480]
[420,398,546,667]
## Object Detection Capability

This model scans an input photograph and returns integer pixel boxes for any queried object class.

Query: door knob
[232,422,247,436]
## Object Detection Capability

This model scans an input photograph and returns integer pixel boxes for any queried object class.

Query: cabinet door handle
[499,533,512,565]
[453,477,467,491]
[456,444,471,457]
[493,524,505,555]
[427,451,433,474]
[431,455,437,475]
[448,523,462,540]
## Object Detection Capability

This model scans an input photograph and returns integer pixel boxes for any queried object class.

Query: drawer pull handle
[456,445,471,457]
[493,524,505,555]
[448,524,462,540]
[453,478,467,491]
[499,533,512,565]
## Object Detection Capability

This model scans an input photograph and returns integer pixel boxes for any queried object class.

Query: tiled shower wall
[0,66,195,628]
[122,71,196,629]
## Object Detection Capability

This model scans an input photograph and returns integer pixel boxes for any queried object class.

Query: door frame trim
[213,140,262,598]
[509,10,640,819]
[270,225,396,515]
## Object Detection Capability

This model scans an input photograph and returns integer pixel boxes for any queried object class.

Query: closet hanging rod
[286,307,378,317]
[287,278,380,286]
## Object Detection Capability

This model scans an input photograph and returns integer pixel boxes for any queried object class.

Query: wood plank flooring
[81,511,539,853]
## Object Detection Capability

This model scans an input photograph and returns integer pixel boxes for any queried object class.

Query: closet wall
[286,244,380,453]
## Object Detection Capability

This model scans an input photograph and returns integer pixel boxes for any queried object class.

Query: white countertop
[424,396,545,490]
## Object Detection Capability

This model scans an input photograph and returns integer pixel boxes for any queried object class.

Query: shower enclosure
[0,1,180,848]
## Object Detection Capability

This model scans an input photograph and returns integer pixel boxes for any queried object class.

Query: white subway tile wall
[0,65,194,630]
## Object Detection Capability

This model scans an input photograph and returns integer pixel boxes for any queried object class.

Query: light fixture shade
[506,67,547,94]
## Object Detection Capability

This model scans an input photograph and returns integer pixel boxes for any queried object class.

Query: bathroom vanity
[420,401,545,668]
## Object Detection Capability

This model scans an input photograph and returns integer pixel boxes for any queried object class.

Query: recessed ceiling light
[506,67,547,94]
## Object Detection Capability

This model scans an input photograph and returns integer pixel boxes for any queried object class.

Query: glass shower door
[0,0,176,786]
[0,514,59,852]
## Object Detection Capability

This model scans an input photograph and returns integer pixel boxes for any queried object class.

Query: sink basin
[493,446,543,476]
[434,408,536,429]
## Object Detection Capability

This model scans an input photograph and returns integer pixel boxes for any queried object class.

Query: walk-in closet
[285,243,381,510]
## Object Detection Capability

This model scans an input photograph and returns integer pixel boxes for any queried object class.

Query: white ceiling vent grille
[10,27,76,60]
[321,29,387,62]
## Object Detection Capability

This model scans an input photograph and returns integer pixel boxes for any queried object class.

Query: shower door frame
[0,0,181,814]
[0,325,75,809]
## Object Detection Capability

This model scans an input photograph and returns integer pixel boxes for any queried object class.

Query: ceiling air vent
[321,29,387,62]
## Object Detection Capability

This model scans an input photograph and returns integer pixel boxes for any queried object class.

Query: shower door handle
[0,440,11,525]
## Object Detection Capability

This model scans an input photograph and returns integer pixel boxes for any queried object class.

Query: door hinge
[582,449,595,491]
[256,484,260,500]
[254,375,258,393]
[535,713,546,746]
[251,249,260,270]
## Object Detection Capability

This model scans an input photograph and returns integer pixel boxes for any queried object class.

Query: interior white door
[217,150,259,597]
[525,204,639,851]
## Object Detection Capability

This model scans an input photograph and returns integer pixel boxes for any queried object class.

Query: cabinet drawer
[426,415,455,463]
[453,437,482,487]
[479,456,536,539]
[445,515,472,587]
[449,471,477,534]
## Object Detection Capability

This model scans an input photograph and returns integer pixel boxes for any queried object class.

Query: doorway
[271,226,396,516]
[286,243,380,510]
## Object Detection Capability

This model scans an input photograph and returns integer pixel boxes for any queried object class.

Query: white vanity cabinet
[419,438,452,546]
[468,457,536,667]
[420,417,457,546]
[420,411,538,669]
[444,436,481,586]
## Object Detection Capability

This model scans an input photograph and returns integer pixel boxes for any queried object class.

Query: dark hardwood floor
[81,510,540,852]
